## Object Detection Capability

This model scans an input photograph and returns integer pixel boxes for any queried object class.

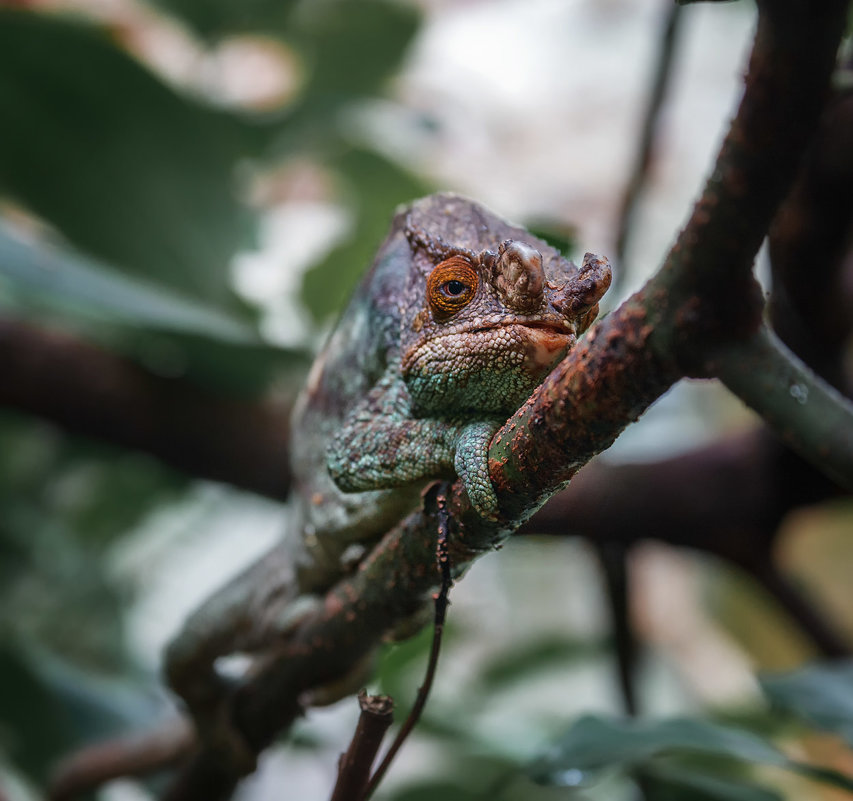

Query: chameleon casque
[166,193,611,727]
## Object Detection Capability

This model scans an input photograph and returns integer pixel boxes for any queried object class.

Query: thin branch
[329,691,394,801]
[0,317,294,499]
[768,89,853,389]
[595,542,639,716]
[361,485,454,801]
[48,718,194,801]
[613,1,684,292]
[711,325,853,492]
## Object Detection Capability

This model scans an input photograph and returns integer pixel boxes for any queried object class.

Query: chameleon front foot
[454,420,502,520]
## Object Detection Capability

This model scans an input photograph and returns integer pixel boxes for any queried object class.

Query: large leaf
[0,221,310,395]
[0,642,162,782]
[642,765,783,801]
[0,10,260,307]
[761,660,853,747]
[529,715,853,793]
[269,0,422,157]
[0,221,257,343]
[292,0,420,106]
[146,0,300,40]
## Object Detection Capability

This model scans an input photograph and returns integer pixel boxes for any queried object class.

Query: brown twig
[595,541,639,716]
[613,0,684,292]
[0,316,294,500]
[48,717,195,801]
[329,691,394,801]
[361,485,454,801]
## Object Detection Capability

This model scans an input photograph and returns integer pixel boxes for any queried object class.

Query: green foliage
[290,0,420,109]
[0,222,256,342]
[0,413,181,782]
[148,0,300,40]
[0,9,260,309]
[761,659,853,746]
[529,713,853,797]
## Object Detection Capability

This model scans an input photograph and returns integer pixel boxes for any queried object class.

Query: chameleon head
[400,218,611,417]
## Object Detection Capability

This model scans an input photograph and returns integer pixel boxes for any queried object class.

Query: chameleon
[165,193,611,732]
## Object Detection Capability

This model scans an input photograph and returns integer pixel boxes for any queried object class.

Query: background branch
[711,325,853,490]
[0,317,293,499]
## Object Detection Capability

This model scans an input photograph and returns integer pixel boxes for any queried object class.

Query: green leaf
[479,636,605,691]
[0,642,161,781]
[0,10,260,307]
[644,764,783,801]
[270,0,422,155]
[0,221,258,343]
[528,715,853,793]
[0,412,185,665]
[761,659,853,747]
[293,0,420,105]
[146,0,300,40]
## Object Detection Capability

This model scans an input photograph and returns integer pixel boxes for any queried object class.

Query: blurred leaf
[301,147,428,320]
[643,764,783,801]
[0,412,186,665]
[528,715,853,793]
[0,221,258,343]
[0,10,261,307]
[389,783,489,801]
[147,0,300,40]
[292,0,420,107]
[525,223,578,262]
[374,624,436,703]
[761,659,853,747]
[479,636,605,691]
[0,642,162,782]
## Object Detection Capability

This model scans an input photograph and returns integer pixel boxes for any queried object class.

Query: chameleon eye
[427,257,478,317]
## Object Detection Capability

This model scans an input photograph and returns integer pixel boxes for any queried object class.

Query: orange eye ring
[426,257,478,318]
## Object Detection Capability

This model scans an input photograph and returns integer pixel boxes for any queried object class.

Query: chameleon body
[166,193,610,723]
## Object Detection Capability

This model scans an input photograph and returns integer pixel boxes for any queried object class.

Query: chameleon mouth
[467,319,573,336]
[461,320,574,372]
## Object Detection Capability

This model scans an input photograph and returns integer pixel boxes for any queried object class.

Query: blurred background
[2,0,853,799]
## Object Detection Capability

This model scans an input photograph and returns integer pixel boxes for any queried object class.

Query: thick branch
[0,317,293,499]
[163,2,851,796]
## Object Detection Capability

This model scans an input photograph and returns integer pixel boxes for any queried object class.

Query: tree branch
[0,317,293,499]
[711,325,853,491]
[48,718,194,801]
[613,0,684,291]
